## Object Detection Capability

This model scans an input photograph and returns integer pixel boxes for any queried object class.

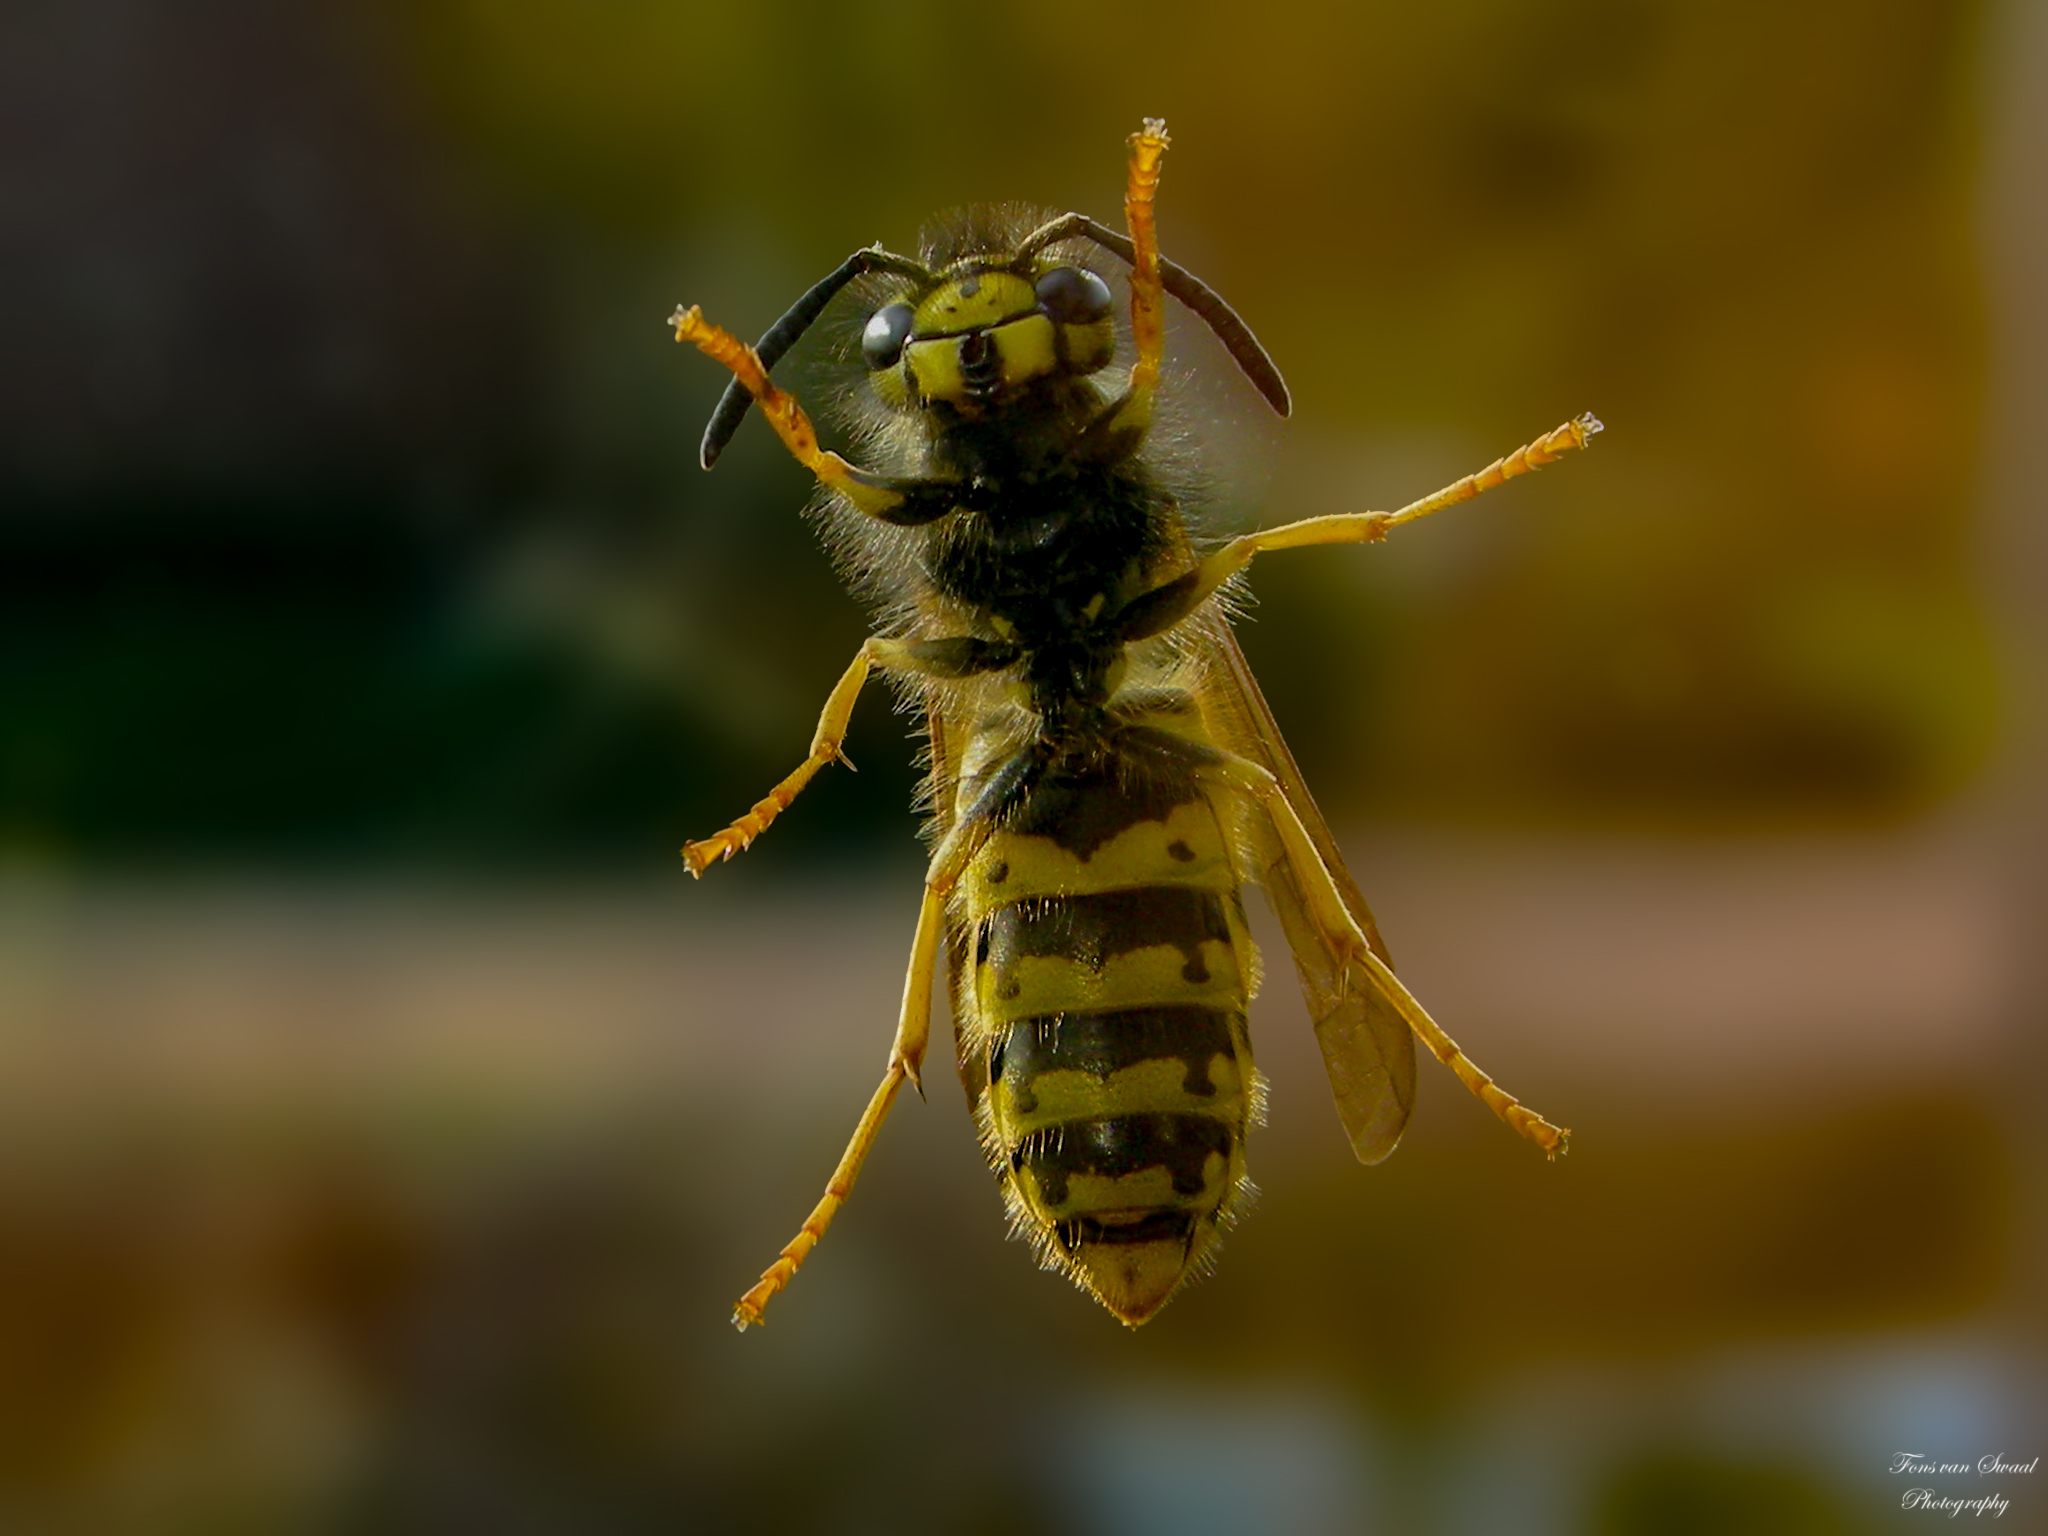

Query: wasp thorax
[868,265,1115,414]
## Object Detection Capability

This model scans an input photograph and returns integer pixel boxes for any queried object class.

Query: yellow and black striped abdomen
[955,746,1261,1325]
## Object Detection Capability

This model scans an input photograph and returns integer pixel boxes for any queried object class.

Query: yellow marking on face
[905,315,1060,406]
[1062,317,1114,376]
[903,337,962,404]
[994,315,1059,385]
[914,271,1036,334]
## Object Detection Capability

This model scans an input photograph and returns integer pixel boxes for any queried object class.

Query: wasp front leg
[1121,118,1171,406]
[671,305,916,521]
[675,304,976,528]
[1089,118,1174,444]
[731,806,997,1329]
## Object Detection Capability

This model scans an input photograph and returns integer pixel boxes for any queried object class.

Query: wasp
[672,121,1597,1330]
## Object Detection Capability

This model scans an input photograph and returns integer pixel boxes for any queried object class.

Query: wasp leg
[683,635,1019,876]
[732,810,997,1330]
[1121,118,1170,413]
[1117,415,1603,642]
[1200,751,1570,1158]
[672,305,911,522]
[1092,119,1172,442]
[682,637,886,876]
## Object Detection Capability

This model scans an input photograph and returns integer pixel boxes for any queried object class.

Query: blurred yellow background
[3,0,2043,1531]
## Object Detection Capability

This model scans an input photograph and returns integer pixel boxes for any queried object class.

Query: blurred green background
[4,0,2044,1531]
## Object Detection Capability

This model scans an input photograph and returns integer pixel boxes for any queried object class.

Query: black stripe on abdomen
[991,1004,1237,1109]
[1013,1112,1234,1210]
[1057,1209,1195,1250]
[978,885,1233,986]
[997,752,1193,861]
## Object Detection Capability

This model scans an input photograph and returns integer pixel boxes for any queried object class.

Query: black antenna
[698,246,929,469]
[1018,213,1292,419]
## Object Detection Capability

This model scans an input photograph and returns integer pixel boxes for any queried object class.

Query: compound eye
[1035,266,1113,325]
[862,303,915,369]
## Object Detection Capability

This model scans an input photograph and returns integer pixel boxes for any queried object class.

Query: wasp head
[864,262,1115,417]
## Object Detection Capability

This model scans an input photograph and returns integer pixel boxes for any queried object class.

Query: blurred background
[3,0,2044,1531]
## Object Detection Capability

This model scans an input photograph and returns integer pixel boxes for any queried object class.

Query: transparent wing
[1193,618,1418,1164]
[921,697,986,1105]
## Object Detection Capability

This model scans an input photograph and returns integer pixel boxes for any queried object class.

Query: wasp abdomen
[959,753,1260,1324]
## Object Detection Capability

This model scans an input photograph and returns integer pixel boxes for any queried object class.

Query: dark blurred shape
[0,0,2003,878]
[2,0,524,495]
[0,497,770,867]
[1593,1452,1866,1536]
[0,0,903,869]
[0,874,2024,1532]
[0,1086,2001,1533]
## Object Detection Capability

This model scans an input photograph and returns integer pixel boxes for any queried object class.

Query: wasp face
[865,264,1115,415]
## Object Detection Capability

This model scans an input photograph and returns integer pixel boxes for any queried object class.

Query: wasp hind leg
[731,807,997,1329]
[1202,752,1570,1158]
